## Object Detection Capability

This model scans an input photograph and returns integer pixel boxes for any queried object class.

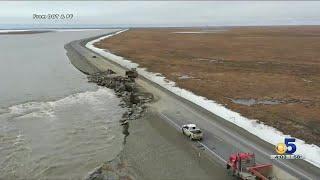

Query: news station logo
[270,138,304,160]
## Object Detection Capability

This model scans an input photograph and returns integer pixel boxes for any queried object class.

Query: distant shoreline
[0,29,111,35]
[0,30,52,35]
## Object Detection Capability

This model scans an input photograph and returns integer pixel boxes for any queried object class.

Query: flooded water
[0,30,125,179]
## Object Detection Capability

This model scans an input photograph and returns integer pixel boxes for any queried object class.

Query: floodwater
[0,30,125,179]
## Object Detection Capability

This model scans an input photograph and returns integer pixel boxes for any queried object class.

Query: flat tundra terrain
[95,26,320,145]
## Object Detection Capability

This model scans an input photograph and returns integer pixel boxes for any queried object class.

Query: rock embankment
[88,69,153,124]
[86,69,153,180]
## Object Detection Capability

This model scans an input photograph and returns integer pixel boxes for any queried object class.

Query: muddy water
[0,30,126,179]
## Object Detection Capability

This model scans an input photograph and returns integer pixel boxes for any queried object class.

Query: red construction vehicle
[227,152,274,180]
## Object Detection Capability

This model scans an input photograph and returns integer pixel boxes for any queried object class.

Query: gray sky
[1,1,320,28]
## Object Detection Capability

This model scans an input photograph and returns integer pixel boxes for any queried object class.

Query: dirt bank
[95,26,320,145]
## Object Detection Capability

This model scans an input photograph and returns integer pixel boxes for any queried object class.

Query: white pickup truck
[181,124,203,140]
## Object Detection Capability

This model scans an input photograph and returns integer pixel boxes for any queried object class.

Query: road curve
[65,32,320,180]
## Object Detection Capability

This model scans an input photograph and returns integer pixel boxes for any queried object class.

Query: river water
[0,30,125,179]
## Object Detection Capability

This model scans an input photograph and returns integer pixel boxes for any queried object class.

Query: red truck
[227,152,275,180]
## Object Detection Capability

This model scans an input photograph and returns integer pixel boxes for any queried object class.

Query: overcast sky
[1,1,320,28]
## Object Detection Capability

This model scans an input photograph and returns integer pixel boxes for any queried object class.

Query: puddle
[172,73,194,80]
[178,75,193,80]
[230,98,282,106]
[172,29,228,34]
[194,58,224,63]
[302,78,312,83]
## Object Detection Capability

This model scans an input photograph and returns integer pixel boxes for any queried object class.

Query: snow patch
[86,30,320,168]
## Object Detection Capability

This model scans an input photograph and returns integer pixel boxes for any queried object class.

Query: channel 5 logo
[275,138,297,155]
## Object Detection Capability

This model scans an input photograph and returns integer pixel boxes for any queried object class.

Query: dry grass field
[95,26,320,145]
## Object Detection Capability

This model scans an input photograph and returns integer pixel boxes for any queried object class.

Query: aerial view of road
[2,1,320,180]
